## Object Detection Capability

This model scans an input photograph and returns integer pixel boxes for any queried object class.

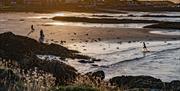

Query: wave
[97,47,137,56]
[107,46,180,67]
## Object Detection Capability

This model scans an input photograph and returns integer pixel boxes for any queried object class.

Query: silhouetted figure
[27,25,35,36]
[31,25,34,30]
[143,42,148,52]
[39,30,45,44]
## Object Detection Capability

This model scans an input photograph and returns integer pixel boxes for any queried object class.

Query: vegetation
[50,85,99,91]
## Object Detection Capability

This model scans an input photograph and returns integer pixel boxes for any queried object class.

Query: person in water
[39,30,45,44]
[143,42,149,52]
[27,25,35,36]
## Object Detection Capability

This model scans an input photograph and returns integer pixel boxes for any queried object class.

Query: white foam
[150,30,180,36]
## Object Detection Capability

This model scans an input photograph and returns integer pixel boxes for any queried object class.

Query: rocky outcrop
[0,32,90,61]
[109,76,180,90]
[91,71,105,80]
[86,71,105,81]
[109,76,163,89]
[0,32,90,85]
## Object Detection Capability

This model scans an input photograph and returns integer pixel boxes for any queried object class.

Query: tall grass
[0,58,56,91]
[0,58,123,91]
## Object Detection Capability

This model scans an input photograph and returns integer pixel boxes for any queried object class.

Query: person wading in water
[143,42,149,52]
[27,25,35,36]
[39,30,45,44]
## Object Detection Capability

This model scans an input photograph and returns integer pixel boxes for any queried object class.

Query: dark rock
[78,60,94,63]
[109,76,163,89]
[92,71,105,80]
[0,32,91,85]
[169,80,180,90]
[91,58,101,62]
[85,70,105,81]
[92,64,99,67]
[0,32,90,61]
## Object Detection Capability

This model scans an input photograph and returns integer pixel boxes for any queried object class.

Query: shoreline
[1,9,180,91]
[0,32,180,90]
[1,6,180,14]
[1,25,179,44]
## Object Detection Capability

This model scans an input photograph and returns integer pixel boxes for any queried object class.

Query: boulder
[92,71,105,80]
[0,32,87,85]
[0,32,90,61]
[109,76,163,89]
[78,60,94,64]
[86,71,105,80]
[169,80,180,90]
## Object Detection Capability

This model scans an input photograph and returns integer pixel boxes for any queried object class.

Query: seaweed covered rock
[109,76,163,89]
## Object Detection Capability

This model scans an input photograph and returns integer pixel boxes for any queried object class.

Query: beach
[0,13,179,43]
[0,12,180,82]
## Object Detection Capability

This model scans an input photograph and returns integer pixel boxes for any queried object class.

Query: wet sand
[0,12,179,44]
[1,12,180,82]
[1,25,180,44]
[27,25,180,44]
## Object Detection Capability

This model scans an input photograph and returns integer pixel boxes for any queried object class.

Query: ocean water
[66,40,180,82]
[150,29,180,36]
[28,11,180,28]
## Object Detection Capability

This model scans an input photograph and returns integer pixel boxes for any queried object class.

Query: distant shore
[52,16,160,24]
[1,5,180,13]
[144,22,180,30]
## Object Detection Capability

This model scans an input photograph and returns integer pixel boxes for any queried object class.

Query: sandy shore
[0,12,179,44]
[1,25,180,44]
[6,25,179,44]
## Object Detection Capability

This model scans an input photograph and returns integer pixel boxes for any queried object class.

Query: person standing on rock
[39,29,45,44]
[27,25,35,36]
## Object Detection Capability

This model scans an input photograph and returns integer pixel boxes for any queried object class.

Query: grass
[50,85,99,91]
[0,58,56,91]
